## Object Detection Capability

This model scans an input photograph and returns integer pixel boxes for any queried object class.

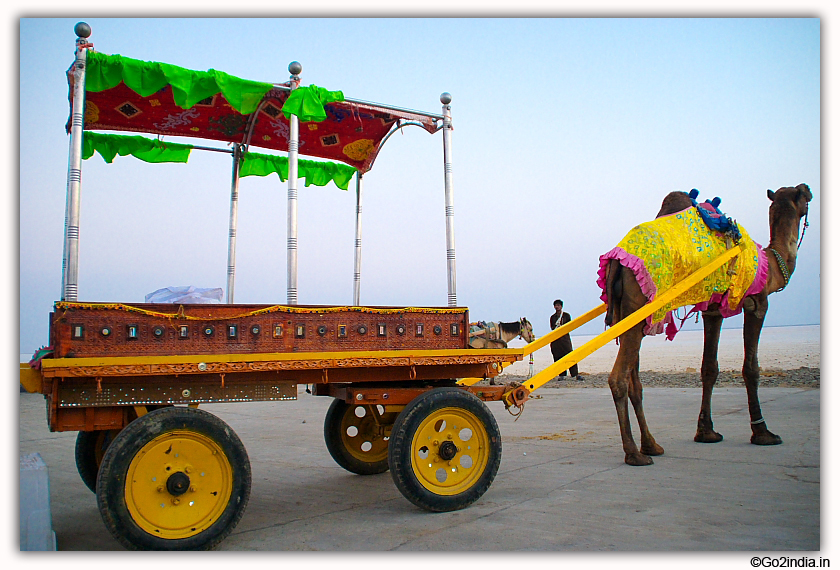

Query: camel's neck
[766,214,801,289]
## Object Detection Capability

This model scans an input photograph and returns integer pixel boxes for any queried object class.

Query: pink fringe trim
[597,247,662,336]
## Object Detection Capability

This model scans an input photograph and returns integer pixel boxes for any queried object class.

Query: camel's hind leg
[608,320,656,466]
[629,361,664,457]
[695,310,725,443]
[743,297,782,445]
[606,261,662,465]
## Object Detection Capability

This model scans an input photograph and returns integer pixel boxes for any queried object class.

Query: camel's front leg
[695,310,724,443]
[609,324,654,465]
[743,296,782,445]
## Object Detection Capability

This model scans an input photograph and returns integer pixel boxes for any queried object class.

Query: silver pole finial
[74,22,91,38]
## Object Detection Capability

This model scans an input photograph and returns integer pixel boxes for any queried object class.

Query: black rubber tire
[75,429,120,492]
[96,407,251,551]
[324,399,395,475]
[388,387,502,512]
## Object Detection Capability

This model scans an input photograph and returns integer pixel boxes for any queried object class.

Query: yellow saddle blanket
[597,206,769,339]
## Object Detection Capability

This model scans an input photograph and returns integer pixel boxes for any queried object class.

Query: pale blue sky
[18,17,820,354]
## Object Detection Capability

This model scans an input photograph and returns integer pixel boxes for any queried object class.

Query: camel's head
[767,183,811,248]
[767,183,812,219]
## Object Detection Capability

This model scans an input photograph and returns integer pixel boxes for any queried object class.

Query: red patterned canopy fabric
[68,59,441,174]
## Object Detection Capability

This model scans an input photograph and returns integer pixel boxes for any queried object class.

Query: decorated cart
[20,23,747,551]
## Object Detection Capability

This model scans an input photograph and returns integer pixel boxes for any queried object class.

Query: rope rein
[798,210,809,249]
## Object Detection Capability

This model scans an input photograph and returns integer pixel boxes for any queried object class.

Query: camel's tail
[604,259,623,327]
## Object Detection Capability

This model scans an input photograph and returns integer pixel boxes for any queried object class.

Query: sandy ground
[496,324,820,389]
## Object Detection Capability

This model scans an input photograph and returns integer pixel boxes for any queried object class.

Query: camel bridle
[519,319,534,342]
[797,209,810,250]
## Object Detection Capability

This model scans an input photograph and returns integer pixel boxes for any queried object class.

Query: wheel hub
[166,471,190,496]
[438,440,458,461]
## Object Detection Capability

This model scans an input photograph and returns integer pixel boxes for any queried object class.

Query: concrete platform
[18,385,819,552]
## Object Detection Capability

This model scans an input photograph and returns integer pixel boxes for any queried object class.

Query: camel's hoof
[625,452,655,466]
[640,442,664,456]
[694,430,724,444]
[751,432,783,445]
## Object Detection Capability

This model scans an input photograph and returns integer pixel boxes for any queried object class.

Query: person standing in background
[549,299,580,380]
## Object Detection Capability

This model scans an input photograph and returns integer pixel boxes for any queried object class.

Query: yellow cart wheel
[96,407,250,550]
[324,399,399,475]
[388,387,501,512]
[75,429,121,492]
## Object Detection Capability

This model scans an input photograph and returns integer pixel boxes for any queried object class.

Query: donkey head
[519,318,535,343]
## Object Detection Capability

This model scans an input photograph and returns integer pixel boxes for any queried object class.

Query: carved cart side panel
[50,303,470,358]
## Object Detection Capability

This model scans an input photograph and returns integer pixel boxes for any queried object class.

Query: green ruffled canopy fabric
[81,132,356,189]
[281,85,345,122]
[85,52,345,122]
[239,151,356,190]
[85,51,274,115]
[82,131,193,163]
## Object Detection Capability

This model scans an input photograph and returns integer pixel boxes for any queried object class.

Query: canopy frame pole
[287,62,302,305]
[267,83,446,122]
[441,93,457,307]
[352,172,364,306]
[350,121,437,307]
[61,23,93,302]
[226,143,243,303]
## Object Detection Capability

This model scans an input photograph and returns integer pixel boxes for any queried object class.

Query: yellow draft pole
[505,243,745,404]
[457,304,607,387]
[522,304,607,356]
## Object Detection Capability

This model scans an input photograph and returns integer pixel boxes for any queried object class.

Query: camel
[468,318,535,349]
[601,184,812,466]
